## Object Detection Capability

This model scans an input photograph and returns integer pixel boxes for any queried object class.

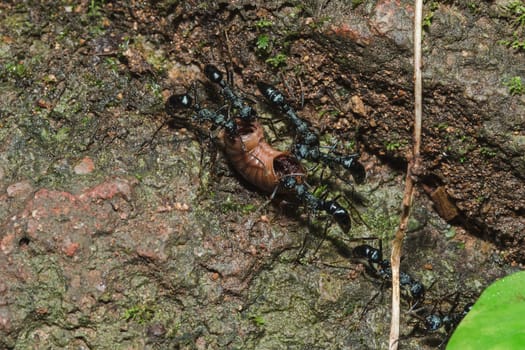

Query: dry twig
[389,0,423,348]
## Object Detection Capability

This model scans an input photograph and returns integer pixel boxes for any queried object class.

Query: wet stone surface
[0,1,522,349]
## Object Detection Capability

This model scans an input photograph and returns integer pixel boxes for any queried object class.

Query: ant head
[204,64,223,83]
[166,94,192,116]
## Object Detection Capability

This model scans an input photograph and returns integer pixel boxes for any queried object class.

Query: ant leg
[306,218,330,262]
[294,223,316,265]
[289,185,346,264]
[360,290,381,319]
[257,114,285,145]
[298,76,305,109]
[226,64,234,87]
[359,280,389,320]
[241,177,283,231]
[241,197,273,231]
[135,119,168,155]
[196,138,215,196]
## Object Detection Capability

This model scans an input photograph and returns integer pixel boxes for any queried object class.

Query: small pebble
[6,180,33,198]
[74,157,95,175]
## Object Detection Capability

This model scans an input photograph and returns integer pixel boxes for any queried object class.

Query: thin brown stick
[388,0,423,348]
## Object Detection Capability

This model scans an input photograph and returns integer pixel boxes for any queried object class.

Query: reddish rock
[328,23,372,46]
[63,242,80,257]
[136,248,157,260]
[78,178,134,202]
[1,178,136,259]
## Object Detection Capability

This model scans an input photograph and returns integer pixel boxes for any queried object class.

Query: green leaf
[255,19,273,29]
[265,53,287,68]
[447,271,525,349]
[256,34,270,52]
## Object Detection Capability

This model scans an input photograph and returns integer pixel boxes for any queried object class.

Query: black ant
[257,82,367,184]
[407,292,474,349]
[352,243,426,304]
[204,64,257,122]
[424,301,473,333]
[280,175,351,233]
[166,92,238,138]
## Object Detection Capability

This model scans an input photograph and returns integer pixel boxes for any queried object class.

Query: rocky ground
[0,1,523,349]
